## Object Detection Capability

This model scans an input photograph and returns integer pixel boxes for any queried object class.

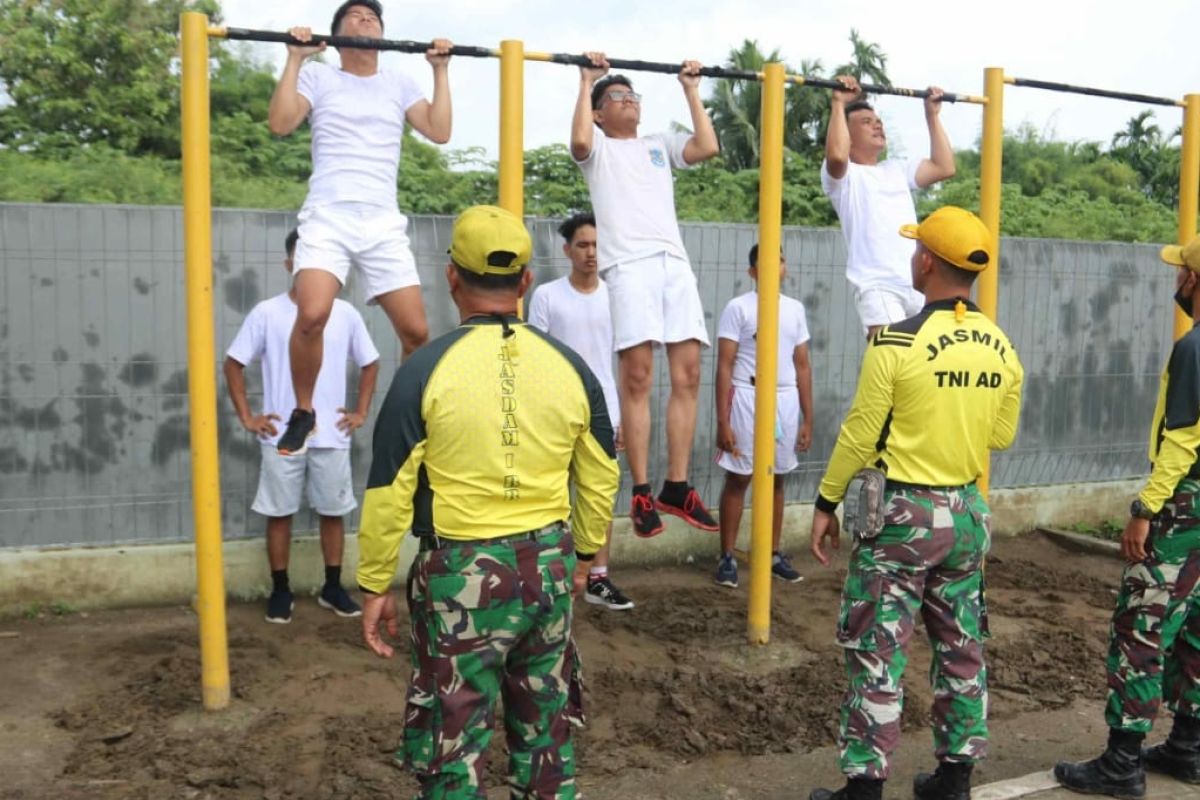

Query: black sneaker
[317,584,362,617]
[656,487,719,531]
[276,408,316,456]
[585,577,635,610]
[265,589,294,624]
[631,493,665,538]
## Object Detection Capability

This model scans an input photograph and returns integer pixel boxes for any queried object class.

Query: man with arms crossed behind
[571,52,721,539]
[267,0,451,455]
[823,75,956,338]
[527,211,635,611]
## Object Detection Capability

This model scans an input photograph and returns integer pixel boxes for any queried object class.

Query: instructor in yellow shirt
[808,206,1024,800]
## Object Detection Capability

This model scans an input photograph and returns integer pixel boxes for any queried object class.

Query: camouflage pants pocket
[401,669,443,773]
[562,637,586,728]
[837,569,884,652]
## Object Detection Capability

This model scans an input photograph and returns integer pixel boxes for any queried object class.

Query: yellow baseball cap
[899,206,993,272]
[1161,236,1200,273]
[448,205,533,275]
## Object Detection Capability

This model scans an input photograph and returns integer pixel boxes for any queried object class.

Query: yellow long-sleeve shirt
[817,298,1024,509]
[356,315,620,594]
[1138,324,1200,513]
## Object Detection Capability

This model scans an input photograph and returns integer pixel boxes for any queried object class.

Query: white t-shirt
[821,157,921,291]
[575,128,692,270]
[226,293,380,449]
[717,291,811,388]
[526,276,621,430]
[297,61,425,209]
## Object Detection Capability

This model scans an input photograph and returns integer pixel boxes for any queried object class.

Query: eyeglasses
[602,91,642,105]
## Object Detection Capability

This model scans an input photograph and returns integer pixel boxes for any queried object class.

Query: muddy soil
[1,531,1131,799]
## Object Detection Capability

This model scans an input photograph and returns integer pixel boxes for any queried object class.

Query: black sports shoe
[585,577,635,610]
[317,584,362,617]
[276,408,316,456]
[265,589,294,624]
[656,487,719,531]
[631,493,665,538]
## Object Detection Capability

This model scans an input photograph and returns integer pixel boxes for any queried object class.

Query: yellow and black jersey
[817,298,1024,508]
[356,314,620,594]
[1139,325,1200,512]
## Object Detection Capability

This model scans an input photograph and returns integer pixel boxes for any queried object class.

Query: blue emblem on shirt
[649,148,666,168]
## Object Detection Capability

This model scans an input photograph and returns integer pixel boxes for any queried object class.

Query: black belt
[417,523,565,552]
[885,479,976,493]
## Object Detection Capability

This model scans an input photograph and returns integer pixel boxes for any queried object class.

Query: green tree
[836,29,891,88]
[0,0,222,157]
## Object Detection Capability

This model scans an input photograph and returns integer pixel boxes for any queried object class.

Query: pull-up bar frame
[182,16,1200,707]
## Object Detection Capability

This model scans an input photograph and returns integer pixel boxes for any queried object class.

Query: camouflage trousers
[835,484,991,780]
[400,523,584,800]
[1106,481,1200,733]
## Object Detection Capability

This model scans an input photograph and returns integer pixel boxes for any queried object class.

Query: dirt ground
[1,530,1138,799]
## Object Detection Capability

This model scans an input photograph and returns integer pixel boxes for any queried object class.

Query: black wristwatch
[1130,499,1154,521]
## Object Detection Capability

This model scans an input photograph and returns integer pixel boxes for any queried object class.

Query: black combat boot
[913,761,972,799]
[1053,729,1146,799]
[808,777,884,800]
[1144,714,1200,783]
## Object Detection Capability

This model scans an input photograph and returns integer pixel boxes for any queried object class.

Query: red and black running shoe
[631,493,665,538]
[656,487,719,531]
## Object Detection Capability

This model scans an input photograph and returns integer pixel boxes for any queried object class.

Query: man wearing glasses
[570,52,721,539]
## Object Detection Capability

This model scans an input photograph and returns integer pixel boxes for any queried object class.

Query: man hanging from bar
[1055,236,1200,799]
[266,0,453,456]
[822,74,956,339]
[808,207,1024,800]
[569,52,721,539]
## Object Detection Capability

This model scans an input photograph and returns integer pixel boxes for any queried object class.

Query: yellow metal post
[1177,94,1200,341]
[976,67,1005,498]
[498,40,524,216]
[181,12,230,711]
[748,63,785,645]
[499,40,524,316]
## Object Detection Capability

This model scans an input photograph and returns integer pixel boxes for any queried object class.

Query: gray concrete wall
[0,203,1174,549]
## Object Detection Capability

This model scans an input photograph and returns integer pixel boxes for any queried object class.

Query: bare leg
[771,475,786,552]
[290,270,341,410]
[664,340,702,483]
[266,516,292,572]
[866,324,882,341]
[593,523,612,570]
[318,515,344,567]
[374,285,430,359]
[719,472,751,554]
[618,343,655,485]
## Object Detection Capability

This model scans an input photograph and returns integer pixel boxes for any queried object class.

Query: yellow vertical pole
[498,40,524,316]
[748,62,785,645]
[1177,94,1200,341]
[976,67,1005,499]
[181,12,230,711]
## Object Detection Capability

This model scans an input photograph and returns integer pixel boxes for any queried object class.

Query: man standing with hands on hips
[808,207,1023,800]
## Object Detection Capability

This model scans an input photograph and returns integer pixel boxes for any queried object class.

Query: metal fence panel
[0,203,1173,548]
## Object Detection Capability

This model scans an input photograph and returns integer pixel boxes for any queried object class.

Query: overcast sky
[219,0,1200,162]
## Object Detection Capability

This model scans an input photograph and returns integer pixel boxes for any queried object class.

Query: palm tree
[837,29,891,88]
[704,39,775,171]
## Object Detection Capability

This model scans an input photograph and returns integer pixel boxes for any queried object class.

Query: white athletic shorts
[602,252,710,351]
[251,446,356,518]
[853,284,924,331]
[716,384,801,476]
[294,202,420,304]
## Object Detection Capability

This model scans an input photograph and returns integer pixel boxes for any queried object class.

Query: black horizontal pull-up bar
[1007,76,1182,107]
[208,27,985,103]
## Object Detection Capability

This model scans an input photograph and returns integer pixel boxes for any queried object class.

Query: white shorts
[251,446,356,518]
[294,202,420,305]
[603,253,710,351]
[853,284,924,331]
[716,384,800,476]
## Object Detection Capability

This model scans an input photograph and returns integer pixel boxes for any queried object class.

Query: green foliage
[0,1,1187,243]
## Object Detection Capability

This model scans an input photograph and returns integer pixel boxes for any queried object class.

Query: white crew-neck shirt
[716,291,810,388]
[821,157,922,291]
[297,61,425,209]
[226,293,380,449]
[575,127,693,270]
[526,275,621,429]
